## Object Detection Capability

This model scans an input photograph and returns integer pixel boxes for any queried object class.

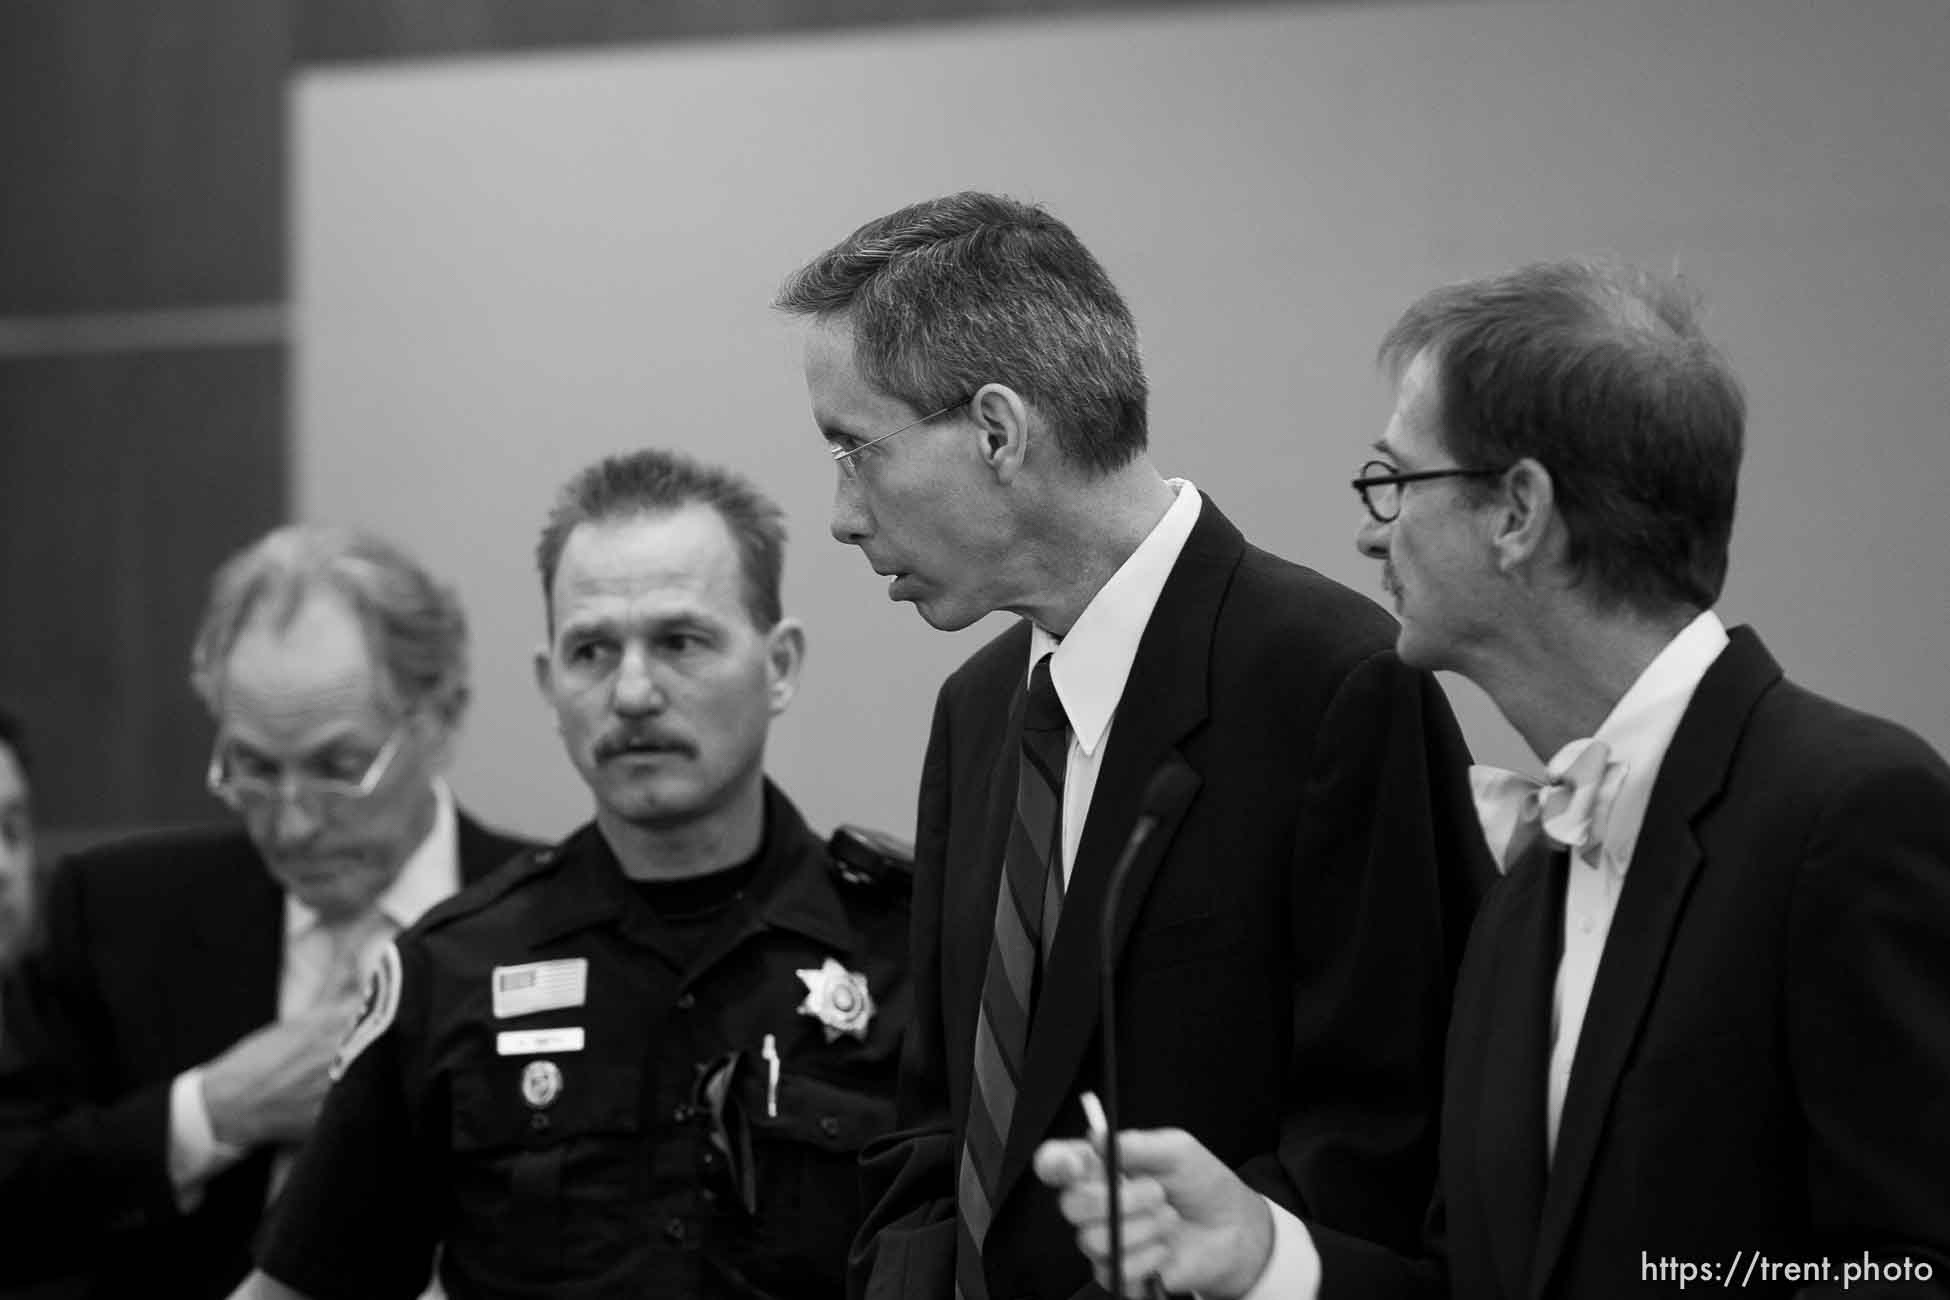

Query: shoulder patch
[827,824,914,895]
[332,941,402,1081]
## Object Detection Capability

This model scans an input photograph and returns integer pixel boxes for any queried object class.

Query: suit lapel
[1528,629,1781,1295]
[183,836,284,1058]
[1470,837,1561,1300]
[991,501,1241,1206]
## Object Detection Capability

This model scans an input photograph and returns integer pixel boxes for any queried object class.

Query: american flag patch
[491,958,588,1019]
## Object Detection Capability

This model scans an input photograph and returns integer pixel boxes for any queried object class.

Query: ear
[1489,457,1560,574]
[531,643,554,706]
[968,382,1034,484]
[763,618,807,717]
[418,684,471,772]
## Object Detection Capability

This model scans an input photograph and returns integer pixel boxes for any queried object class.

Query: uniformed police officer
[242,450,911,1300]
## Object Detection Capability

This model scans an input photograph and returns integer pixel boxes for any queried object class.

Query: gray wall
[296,0,1950,841]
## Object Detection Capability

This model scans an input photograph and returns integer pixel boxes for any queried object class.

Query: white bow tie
[1470,737,1627,873]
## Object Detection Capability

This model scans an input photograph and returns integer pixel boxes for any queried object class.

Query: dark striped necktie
[956,653,1069,1300]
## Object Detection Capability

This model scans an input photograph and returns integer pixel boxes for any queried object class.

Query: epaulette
[418,843,565,933]
[826,824,914,896]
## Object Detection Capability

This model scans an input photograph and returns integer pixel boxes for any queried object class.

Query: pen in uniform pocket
[761,1033,780,1118]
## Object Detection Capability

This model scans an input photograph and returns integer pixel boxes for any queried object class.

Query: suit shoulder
[1224,545,1410,678]
[1747,676,1950,790]
[1238,546,1399,638]
[54,823,261,904]
[454,806,542,876]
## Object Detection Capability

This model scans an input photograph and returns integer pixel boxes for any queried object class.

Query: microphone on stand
[1093,766,1197,1300]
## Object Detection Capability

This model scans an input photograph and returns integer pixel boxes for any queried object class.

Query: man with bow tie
[1036,260,1950,1297]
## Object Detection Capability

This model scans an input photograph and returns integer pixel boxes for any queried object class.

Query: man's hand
[202,993,362,1150]
[1034,1128,1274,1300]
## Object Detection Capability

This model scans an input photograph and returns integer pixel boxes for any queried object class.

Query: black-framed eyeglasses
[827,395,973,480]
[1351,459,1505,524]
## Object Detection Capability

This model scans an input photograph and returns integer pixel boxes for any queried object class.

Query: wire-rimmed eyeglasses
[205,724,409,815]
[1351,459,1506,524]
[828,396,972,479]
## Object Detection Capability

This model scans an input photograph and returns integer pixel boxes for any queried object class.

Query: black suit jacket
[852,498,1492,1300]
[0,808,531,1300]
[1316,627,1950,1298]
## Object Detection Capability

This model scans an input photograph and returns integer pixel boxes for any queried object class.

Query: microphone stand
[1098,768,1193,1300]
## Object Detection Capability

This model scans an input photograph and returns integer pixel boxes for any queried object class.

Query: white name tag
[492,958,588,1019]
[497,1027,586,1056]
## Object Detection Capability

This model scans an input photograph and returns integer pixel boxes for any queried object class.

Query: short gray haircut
[189,524,470,720]
[774,191,1148,475]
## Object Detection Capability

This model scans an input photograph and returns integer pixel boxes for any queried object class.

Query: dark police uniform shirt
[257,783,909,1300]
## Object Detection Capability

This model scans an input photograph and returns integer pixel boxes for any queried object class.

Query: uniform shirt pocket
[729,1068,897,1294]
[447,1062,644,1284]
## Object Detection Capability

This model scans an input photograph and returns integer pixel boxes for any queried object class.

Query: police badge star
[795,957,875,1042]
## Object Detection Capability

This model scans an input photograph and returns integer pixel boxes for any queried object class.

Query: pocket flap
[450,1061,642,1151]
[742,1070,895,1153]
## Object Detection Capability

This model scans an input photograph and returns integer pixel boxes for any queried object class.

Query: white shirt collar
[1028,480,1204,757]
[1585,610,1730,873]
[284,778,461,937]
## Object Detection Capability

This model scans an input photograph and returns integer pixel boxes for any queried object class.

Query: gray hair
[1380,259,1745,614]
[189,524,470,720]
[774,191,1148,475]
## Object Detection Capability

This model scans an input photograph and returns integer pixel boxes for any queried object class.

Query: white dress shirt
[168,780,461,1204]
[1544,609,1727,1158]
[1257,611,1730,1300]
[1027,478,1202,885]
[1022,482,1326,1299]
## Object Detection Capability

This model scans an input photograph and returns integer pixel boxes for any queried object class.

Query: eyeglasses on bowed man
[1350,459,1505,524]
[205,724,410,817]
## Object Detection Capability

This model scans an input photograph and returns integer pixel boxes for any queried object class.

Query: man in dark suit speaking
[776,192,1491,1300]
[1036,261,1950,1297]
[0,524,532,1299]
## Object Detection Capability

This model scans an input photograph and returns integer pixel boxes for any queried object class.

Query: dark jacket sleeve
[849,683,961,1300]
[1239,651,1488,1296]
[0,859,183,1281]
[1781,733,1950,1297]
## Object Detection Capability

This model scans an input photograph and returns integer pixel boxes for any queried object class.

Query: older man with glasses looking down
[0,524,533,1300]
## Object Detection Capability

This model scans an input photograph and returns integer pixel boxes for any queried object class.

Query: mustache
[594,728,694,762]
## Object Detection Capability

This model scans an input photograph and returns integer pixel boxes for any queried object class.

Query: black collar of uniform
[518,780,855,959]
[741,783,857,959]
